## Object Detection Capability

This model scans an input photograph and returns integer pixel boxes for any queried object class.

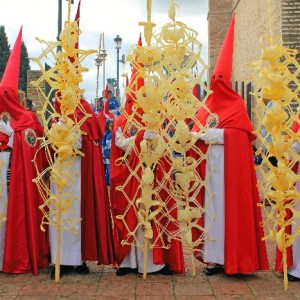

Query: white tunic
[49,135,83,266]
[115,127,164,273]
[0,151,11,270]
[288,141,300,278]
[201,128,225,265]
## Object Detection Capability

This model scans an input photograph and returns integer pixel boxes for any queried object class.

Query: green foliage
[0,25,31,94]
[0,25,11,81]
[19,41,31,93]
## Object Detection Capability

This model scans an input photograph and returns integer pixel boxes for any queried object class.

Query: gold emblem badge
[24,128,38,147]
[206,113,219,128]
[0,112,12,124]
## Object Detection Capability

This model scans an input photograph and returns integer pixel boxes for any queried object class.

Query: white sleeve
[7,132,14,149]
[76,134,82,150]
[115,127,135,151]
[291,141,300,155]
[201,128,224,145]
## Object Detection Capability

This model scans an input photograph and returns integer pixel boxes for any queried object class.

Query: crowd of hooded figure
[1,17,300,284]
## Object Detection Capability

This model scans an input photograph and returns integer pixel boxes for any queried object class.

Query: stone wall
[281,0,300,50]
[232,0,281,84]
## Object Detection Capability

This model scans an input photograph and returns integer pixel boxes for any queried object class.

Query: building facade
[208,0,300,81]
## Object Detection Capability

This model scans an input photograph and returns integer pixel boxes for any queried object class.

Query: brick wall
[208,0,233,78]
[26,70,44,110]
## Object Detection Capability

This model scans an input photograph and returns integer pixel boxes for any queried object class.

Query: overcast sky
[0,0,208,102]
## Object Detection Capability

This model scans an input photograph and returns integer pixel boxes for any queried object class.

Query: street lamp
[100,50,107,92]
[114,35,122,99]
[95,51,107,99]
[95,33,107,99]
[95,56,102,99]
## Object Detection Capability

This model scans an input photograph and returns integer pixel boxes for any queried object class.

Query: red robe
[110,115,135,264]
[79,100,115,264]
[192,79,269,274]
[110,128,185,273]
[0,87,49,274]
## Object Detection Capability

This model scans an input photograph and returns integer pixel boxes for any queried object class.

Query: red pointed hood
[123,33,144,116]
[74,0,81,49]
[211,15,235,88]
[67,0,81,63]
[0,26,36,131]
[104,83,109,101]
[192,72,200,100]
[193,14,254,138]
[77,97,102,140]
[115,34,145,131]
[0,27,22,93]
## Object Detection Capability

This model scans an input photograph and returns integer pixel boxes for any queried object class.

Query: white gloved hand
[0,120,13,137]
[144,130,157,140]
[57,118,65,126]
[291,141,300,155]
[192,132,207,141]
[198,133,207,141]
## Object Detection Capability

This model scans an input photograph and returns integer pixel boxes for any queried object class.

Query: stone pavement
[1,237,300,300]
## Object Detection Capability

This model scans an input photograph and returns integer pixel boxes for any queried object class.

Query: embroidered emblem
[206,113,219,128]
[0,112,11,124]
[24,128,37,147]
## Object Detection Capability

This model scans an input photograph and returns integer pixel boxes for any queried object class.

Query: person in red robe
[96,85,115,137]
[49,97,115,279]
[191,15,269,275]
[110,34,185,276]
[275,118,300,282]
[0,27,49,275]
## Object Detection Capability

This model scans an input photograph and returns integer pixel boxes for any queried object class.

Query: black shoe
[50,267,55,279]
[76,262,90,275]
[116,267,138,276]
[204,264,224,276]
[50,265,73,279]
[158,265,173,276]
[288,274,300,282]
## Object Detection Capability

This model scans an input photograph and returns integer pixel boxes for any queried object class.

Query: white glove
[57,118,65,126]
[198,128,224,145]
[0,120,13,137]
[144,130,157,140]
[191,132,207,141]
[291,141,300,155]
[198,133,207,142]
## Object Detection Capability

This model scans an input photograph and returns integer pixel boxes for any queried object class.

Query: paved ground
[1,239,300,299]
[1,206,300,300]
